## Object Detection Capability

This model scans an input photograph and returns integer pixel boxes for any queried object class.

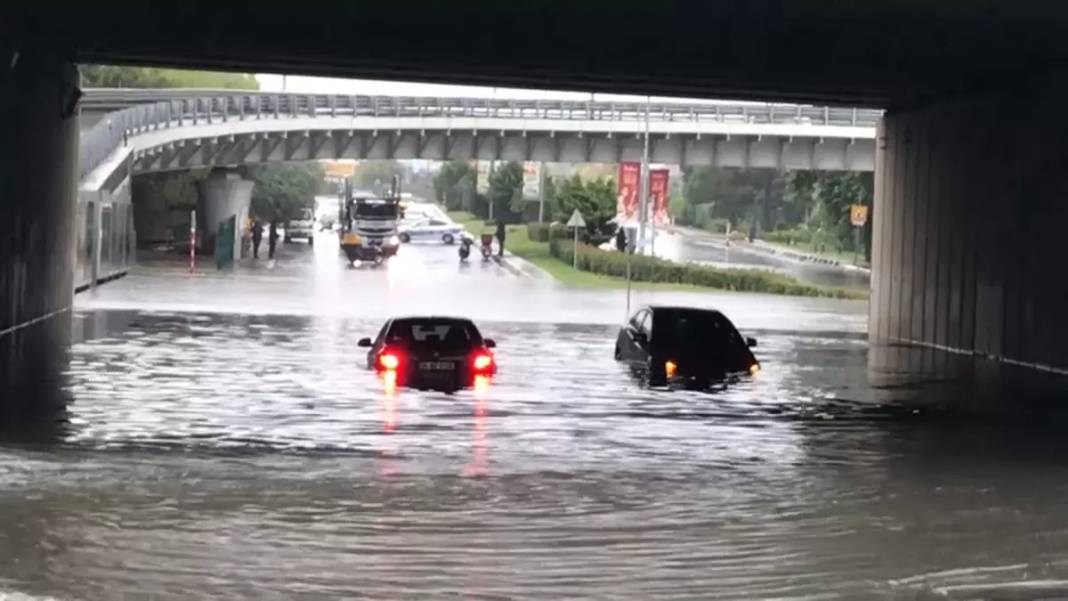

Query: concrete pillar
[0,52,79,409]
[197,170,254,259]
[871,73,1068,379]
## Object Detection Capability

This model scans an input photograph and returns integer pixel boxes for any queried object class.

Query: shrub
[763,227,813,245]
[548,239,862,299]
[527,222,568,242]
[703,218,730,234]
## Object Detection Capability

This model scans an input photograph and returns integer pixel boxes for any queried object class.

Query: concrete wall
[871,75,1068,374]
[0,54,79,407]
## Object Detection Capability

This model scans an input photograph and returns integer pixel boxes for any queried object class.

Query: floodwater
[2,239,1067,600]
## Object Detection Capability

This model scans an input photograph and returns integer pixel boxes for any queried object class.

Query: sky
[255,74,771,106]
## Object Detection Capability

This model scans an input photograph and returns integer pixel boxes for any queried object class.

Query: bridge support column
[0,53,79,408]
[197,170,254,260]
[871,74,1068,394]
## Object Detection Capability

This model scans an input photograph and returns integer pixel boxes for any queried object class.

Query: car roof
[642,305,725,316]
[388,316,478,324]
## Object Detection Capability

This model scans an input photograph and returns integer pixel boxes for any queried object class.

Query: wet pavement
[654,228,872,290]
[3,234,1068,599]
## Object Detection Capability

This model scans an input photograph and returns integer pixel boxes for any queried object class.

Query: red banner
[617,161,640,222]
[649,169,670,225]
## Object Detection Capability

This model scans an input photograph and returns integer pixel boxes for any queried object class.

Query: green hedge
[527,222,569,242]
[548,239,862,299]
[763,228,813,245]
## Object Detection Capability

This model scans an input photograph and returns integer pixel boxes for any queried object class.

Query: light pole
[637,97,651,254]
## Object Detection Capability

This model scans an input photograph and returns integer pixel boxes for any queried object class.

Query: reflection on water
[2,310,1068,599]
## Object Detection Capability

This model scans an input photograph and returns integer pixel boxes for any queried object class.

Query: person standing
[495,220,506,258]
[251,219,263,259]
[615,227,628,253]
[268,221,279,260]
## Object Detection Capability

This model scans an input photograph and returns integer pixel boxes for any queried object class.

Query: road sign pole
[573,226,578,269]
[566,208,586,270]
[854,225,861,266]
[538,163,546,223]
[189,209,197,273]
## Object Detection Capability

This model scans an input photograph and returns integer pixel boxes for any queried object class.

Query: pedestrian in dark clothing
[615,227,628,253]
[268,221,279,260]
[495,220,506,257]
[251,220,263,259]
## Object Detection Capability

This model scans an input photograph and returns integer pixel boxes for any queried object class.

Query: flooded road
[654,228,872,291]
[3,238,1068,599]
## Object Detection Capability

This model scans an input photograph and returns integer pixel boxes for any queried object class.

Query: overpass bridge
[80,89,878,182]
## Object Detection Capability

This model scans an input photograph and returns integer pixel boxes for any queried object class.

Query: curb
[497,253,553,281]
[493,255,522,277]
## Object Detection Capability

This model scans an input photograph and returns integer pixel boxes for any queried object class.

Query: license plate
[419,361,455,371]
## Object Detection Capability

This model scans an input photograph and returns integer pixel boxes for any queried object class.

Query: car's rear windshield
[386,319,481,352]
[653,310,744,349]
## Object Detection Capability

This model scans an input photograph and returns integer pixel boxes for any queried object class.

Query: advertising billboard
[522,162,542,198]
[649,169,670,225]
[617,161,640,223]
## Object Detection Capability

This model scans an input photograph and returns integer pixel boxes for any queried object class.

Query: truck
[338,177,404,266]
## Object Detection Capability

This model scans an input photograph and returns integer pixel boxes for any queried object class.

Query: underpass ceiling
[7,1,1068,109]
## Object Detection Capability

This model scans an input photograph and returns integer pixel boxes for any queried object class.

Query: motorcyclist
[458,233,473,261]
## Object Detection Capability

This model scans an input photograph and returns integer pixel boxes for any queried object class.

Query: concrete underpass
[3,6,1068,598]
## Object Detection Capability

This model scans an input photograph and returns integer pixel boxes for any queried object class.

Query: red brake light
[472,352,494,372]
[378,351,400,370]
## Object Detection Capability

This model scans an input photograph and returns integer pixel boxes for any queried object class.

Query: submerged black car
[359,316,496,390]
[615,306,759,386]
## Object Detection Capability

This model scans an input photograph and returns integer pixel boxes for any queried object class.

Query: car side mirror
[484,338,496,349]
[746,337,757,348]
[357,337,372,348]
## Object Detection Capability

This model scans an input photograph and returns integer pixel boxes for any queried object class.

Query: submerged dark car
[359,317,496,390]
[615,306,759,386]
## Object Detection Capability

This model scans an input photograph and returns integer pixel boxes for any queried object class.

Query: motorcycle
[479,233,494,261]
[458,233,474,262]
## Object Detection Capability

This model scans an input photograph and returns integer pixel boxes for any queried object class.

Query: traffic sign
[850,204,869,226]
[566,209,586,228]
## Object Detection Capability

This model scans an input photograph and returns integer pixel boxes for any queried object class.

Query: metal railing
[79,88,883,179]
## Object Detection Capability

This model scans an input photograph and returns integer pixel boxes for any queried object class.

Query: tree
[248,162,324,223]
[668,193,690,224]
[432,161,476,211]
[682,167,787,234]
[80,65,259,89]
[784,170,873,254]
[353,161,406,192]
[487,161,523,222]
[551,175,618,244]
[131,169,210,243]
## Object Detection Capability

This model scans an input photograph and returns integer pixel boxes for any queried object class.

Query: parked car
[285,208,315,243]
[615,306,759,387]
[397,217,465,245]
[359,316,497,391]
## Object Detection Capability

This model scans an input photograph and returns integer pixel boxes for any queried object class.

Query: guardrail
[79,88,883,180]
